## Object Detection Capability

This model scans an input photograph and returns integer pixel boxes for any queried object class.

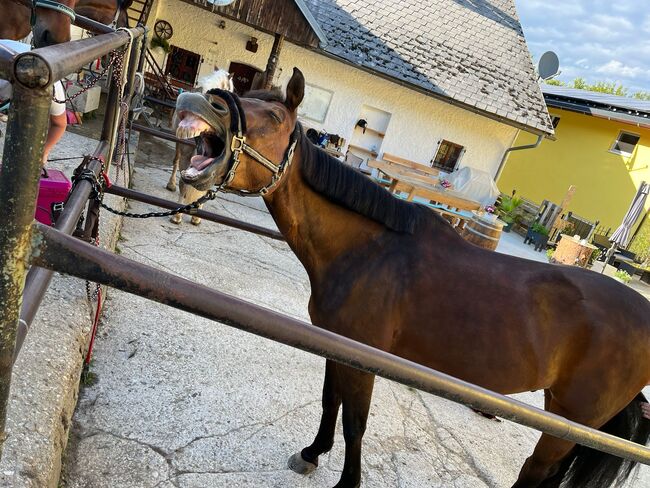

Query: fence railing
[0,22,649,472]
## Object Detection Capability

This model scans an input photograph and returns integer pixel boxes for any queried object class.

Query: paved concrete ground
[61,147,650,487]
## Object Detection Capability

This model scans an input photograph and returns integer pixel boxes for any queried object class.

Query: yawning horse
[167,68,234,226]
[0,0,131,47]
[174,68,650,487]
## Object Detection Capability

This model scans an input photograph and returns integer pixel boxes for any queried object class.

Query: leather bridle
[205,89,299,197]
[14,0,77,26]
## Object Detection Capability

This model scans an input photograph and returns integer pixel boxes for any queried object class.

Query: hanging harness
[177,89,299,197]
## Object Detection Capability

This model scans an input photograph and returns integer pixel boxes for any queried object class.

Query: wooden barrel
[461,216,503,251]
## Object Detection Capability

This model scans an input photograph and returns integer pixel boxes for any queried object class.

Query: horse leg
[512,387,649,488]
[288,359,342,474]
[335,367,375,488]
[166,143,181,192]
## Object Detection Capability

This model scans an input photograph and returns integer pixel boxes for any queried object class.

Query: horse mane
[297,124,423,234]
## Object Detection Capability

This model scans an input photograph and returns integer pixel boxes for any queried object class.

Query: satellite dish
[538,51,560,80]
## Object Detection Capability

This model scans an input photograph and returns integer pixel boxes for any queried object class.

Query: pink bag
[35,168,72,225]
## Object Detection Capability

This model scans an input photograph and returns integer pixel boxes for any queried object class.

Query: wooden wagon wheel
[154,20,173,40]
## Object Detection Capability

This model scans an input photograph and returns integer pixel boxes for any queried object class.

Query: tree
[544,77,649,99]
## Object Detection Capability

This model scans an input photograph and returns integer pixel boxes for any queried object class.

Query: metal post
[16,142,109,361]
[0,84,51,451]
[29,223,650,466]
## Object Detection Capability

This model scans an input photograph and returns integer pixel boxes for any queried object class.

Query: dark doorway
[228,62,264,95]
[165,46,202,89]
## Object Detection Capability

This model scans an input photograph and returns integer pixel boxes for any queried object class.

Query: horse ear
[284,68,304,112]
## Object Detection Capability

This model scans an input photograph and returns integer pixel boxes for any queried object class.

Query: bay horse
[174,68,650,487]
[0,0,131,47]
[167,68,233,225]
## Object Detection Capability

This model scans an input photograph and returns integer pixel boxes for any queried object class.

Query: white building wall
[150,0,519,177]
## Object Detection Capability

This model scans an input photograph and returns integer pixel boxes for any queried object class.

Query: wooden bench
[382,153,441,178]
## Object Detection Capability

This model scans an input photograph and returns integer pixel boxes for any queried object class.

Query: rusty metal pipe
[74,14,115,34]
[29,222,650,466]
[16,142,109,361]
[104,185,285,241]
[131,123,194,146]
[14,28,145,89]
[0,86,51,453]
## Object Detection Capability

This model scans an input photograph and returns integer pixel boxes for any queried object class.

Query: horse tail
[559,392,650,487]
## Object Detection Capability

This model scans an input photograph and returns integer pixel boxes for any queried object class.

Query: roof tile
[304,0,553,134]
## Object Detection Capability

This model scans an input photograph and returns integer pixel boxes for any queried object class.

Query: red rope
[85,287,102,366]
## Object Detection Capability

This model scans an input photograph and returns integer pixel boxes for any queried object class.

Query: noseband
[30,0,77,25]
[208,89,299,197]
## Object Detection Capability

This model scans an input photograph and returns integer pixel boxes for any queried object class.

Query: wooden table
[323,146,344,159]
[377,167,482,212]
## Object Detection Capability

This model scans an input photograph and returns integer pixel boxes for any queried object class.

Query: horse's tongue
[190,154,215,170]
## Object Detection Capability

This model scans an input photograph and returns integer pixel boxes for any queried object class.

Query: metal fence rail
[29,222,650,466]
[1,20,649,473]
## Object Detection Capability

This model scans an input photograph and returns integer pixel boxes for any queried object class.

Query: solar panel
[542,85,650,114]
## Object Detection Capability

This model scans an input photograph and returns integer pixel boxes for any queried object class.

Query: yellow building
[498,85,650,236]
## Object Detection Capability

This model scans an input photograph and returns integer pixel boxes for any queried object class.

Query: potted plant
[150,36,171,55]
[524,222,550,251]
[497,193,523,232]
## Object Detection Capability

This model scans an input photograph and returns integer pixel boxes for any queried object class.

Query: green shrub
[614,269,632,284]
[150,36,171,53]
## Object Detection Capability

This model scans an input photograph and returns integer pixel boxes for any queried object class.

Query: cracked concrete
[60,147,650,487]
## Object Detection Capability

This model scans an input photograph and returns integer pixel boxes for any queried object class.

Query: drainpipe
[494,133,543,181]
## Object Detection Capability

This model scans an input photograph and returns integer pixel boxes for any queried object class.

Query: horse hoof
[288,452,317,475]
[170,214,182,225]
[190,217,201,226]
[166,183,176,192]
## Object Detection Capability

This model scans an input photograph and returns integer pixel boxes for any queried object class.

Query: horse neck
[0,2,31,40]
[75,0,119,25]
[263,145,384,282]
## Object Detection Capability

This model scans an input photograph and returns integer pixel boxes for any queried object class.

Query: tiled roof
[302,0,553,135]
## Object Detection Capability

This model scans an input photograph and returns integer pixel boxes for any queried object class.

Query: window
[298,83,333,123]
[431,140,465,171]
[551,115,561,129]
[610,131,640,156]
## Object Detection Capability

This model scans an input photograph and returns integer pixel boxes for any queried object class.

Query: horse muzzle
[176,92,232,191]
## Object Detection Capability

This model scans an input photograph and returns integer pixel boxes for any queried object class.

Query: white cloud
[643,16,650,33]
[514,0,650,91]
[596,60,649,79]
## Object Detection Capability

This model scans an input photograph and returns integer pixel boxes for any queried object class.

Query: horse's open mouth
[176,111,227,184]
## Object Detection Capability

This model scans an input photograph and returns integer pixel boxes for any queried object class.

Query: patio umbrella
[601,181,649,272]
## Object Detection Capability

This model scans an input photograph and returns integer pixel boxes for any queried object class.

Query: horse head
[31,0,77,47]
[196,69,235,93]
[176,68,304,194]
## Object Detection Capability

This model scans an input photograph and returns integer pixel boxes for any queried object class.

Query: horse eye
[269,111,283,123]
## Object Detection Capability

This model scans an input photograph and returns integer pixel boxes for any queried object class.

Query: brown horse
[0,0,130,47]
[174,68,650,488]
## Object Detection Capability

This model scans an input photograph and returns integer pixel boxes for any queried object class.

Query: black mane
[298,125,423,234]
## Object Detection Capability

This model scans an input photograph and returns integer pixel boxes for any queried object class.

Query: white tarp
[446,166,500,206]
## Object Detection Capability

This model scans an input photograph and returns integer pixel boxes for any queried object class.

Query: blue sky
[514,0,650,94]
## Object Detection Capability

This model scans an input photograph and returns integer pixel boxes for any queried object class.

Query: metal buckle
[230,134,245,153]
